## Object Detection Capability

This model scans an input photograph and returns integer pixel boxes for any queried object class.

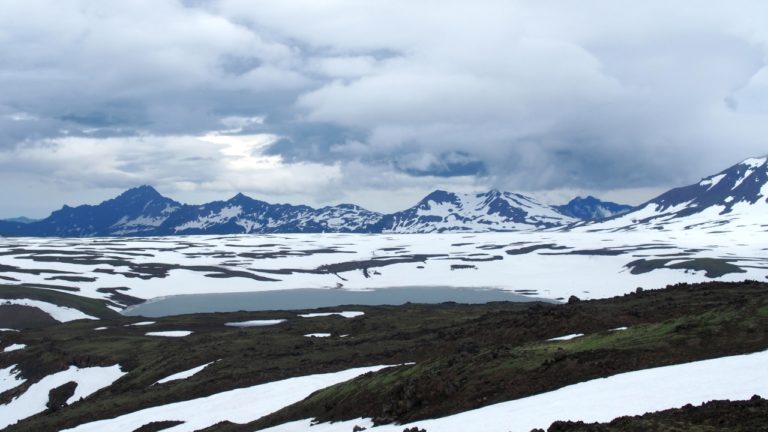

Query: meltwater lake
[123,286,552,317]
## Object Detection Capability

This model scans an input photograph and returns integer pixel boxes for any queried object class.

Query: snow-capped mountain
[0,185,641,237]
[374,190,577,233]
[21,186,183,237]
[555,196,633,220]
[577,156,768,232]
[159,194,382,235]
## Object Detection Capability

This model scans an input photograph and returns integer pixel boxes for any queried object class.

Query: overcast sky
[1,1,767,217]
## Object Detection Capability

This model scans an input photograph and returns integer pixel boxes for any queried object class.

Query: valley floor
[0,231,767,310]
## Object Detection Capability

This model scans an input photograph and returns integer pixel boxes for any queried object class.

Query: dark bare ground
[0,304,59,329]
[540,395,768,432]
[132,420,185,432]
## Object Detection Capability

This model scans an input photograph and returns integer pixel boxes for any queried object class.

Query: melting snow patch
[155,362,215,385]
[304,333,331,338]
[298,311,365,318]
[126,321,156,327]
[0,299,96,322]
[94,327,108,331]
[609,327,628,332]
[3,343,26,353]
[0,365,125,430]
[225,319,286,327]
[145,331,192,337]
[547,333,584,341]
[0,328,19,332]
[60,365,395,432]
[0,365,24,393]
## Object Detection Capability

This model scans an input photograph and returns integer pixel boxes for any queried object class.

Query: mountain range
[1,155,765,236]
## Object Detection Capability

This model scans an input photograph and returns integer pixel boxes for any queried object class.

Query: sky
[1,0,767,218]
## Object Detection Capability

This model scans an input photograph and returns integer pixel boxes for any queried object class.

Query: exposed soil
[132,420,185,432]
[0,304,59,329]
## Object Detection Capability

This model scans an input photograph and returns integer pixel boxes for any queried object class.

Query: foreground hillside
[543,396,768,432]
[0,280,766,431]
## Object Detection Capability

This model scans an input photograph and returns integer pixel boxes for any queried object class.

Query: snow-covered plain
[261,349,768,432]
[0,365,125,430]
[0,231,766,308]
[61,365,395,432]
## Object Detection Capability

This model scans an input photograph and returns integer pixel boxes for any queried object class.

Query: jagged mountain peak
[113,185,163,202]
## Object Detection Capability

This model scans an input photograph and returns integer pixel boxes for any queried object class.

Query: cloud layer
[1,0,767,216]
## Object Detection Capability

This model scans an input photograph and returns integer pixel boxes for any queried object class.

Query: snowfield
[0,365,126,430]
[61,365,396,432]
[260,349,768,432]
[0,230,766,308]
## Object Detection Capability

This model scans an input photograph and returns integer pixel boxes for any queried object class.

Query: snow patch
[145,331,192,337]
[547,333,584,341]
[126,321,156,327]
[298,311,365,318]
[0,365,125,430]
[304,333,332,338]
[3,343,26,352]
[155,362,215,385]
[225,319,286,327]
[0,365,24,393]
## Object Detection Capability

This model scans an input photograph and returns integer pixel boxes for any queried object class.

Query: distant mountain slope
[24,186,183,237]
[0,217,38,224]
[158,193,383,235]
[555,196,633,220]
[375,190,577,233]
[1,155,765,237]
[577,156,768,232]
[0,187,580,236]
